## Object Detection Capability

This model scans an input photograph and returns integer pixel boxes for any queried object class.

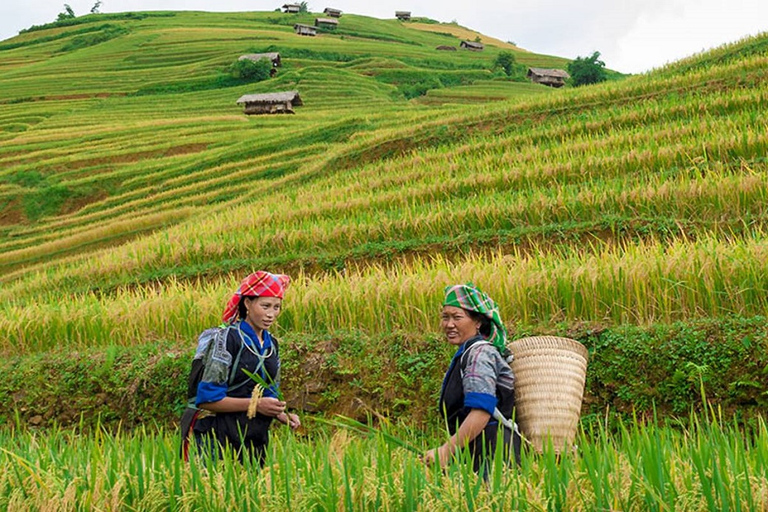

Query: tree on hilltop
[57,4,76,21]
[567,51,607,87]
[299,1,309,13]
[91,1,102,14]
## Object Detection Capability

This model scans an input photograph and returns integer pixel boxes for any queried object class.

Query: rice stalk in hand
[247,384,264,419]
[241,368,284,401]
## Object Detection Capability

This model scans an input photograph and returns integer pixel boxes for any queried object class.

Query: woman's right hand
[257,396,286,417]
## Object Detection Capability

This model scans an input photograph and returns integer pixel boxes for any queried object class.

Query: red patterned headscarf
[222,271,290,324]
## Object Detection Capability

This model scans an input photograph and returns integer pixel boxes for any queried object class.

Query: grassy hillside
[1,10,767,432]
[0,11,562,267]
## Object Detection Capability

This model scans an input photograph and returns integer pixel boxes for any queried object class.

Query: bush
[229,58,273,81]
[494,51,526,79]
[58,25,128,52]
[567,51,608,86]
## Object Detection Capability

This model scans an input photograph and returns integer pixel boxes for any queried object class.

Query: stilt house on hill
[323,7,342,17]
[460,40,484,51]
[315,17,339,28]
[236,91,303,115]
[527,67,570,88]
[294,23,317,36]
[282,3,301,13]
[395,11,411,21]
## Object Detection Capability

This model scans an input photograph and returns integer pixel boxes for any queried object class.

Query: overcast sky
[1,0,765,74]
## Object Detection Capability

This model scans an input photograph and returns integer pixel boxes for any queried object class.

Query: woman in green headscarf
[422,283,521,474]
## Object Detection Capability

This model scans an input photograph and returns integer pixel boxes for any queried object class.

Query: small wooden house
[436,45,456,51]
[323,7,342,18]
[395,11,411,21]
[460,40,484,51]
[527,67,570,88]
[282,3,301,13]
[236,91,303,115]
[294,23,317,36]
[315,17,339,28]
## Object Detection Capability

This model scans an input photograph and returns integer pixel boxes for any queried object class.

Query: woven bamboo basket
[508,336,588,454]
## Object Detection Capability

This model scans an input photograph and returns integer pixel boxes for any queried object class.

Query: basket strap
[461,340,522,435]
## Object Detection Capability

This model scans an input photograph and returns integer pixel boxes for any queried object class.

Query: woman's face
[244,296,283,333]
[441,305,482,346]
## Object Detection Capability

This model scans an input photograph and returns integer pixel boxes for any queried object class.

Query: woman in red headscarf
[188,271,300,464]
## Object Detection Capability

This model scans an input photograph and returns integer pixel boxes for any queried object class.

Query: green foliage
[567,50,608,86]
[23,183,75,221]
[410,17,441,25]
[3,23,127,51]
[493,51,526,79]
[18,12,167,34]
[57,4,76,22]
[5,170,46,188]
[261,45,363,62]
[494,51,515,76]
[229,57,273,81]
[58,25,129,52]
[583,316,768,417]
[2,318,767,433]
[371,68,489,99]
[2,172,84,221]
[133,74,248,95]
[0,341,187,432]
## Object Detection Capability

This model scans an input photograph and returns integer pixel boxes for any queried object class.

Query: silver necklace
[238,324,274,360]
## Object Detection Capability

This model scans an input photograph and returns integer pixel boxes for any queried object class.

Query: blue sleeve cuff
[464,391,497,415]
[196,381,227,406]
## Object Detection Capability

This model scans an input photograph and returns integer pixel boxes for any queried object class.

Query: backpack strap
[459,339,518,433]
[459,339,491,374]
[228,327,247,387]
[186,325,249,408]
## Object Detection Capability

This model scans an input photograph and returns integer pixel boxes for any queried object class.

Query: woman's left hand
[278,412,301,430]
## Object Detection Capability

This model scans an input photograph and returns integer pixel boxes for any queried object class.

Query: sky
[1,0,766,74]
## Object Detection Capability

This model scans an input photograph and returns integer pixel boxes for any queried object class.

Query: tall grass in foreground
[0,413,765,510]
[3,235,768,354]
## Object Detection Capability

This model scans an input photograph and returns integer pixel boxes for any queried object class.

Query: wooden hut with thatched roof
[236,91,303,115]
[294,23,317,36]
[282,3,301,13]
[315,17,339,28]
[323,7,342,17]
[460,40,484,51]
[395,11,411,21]
[527,68,570,88]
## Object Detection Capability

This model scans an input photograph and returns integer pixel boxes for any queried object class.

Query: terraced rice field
[1,10,767,510]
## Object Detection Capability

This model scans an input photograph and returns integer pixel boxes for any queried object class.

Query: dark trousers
[193,412,271,465]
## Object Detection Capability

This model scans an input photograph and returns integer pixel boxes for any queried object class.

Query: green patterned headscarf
[442,283,507,353]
